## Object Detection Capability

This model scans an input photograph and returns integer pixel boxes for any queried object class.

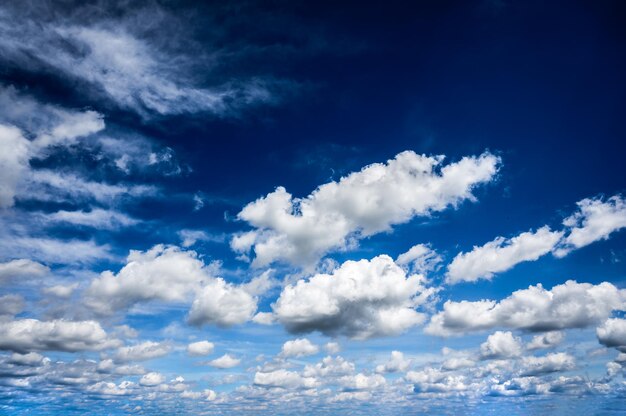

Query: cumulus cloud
[0,295,25,316]
[207,354,241,369]
[479,331,523,359]
[555,195,626,257]
[187,278,258,327]
[446,227,563,284]
[139,372,166,387]
[520,352,576,376]
[0,318,120,353]
[0,259,49,283]
[426,280,626,336]
[280,338,320,358]
[254,369,318,389]
[233,151,500,267]
[113,341,171,363]
[527,331,564,350]
[187,340,215,356]
[273,255,436,339]
[597,318,626,351]
[86,245,258,326]
[375,351,411,373]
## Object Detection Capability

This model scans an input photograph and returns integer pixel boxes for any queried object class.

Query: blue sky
[0,1,625,414]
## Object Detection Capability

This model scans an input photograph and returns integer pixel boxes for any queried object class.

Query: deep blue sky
[0,1,625,414]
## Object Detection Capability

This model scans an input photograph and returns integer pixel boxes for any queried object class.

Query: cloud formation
[426,280,626,336]
[274,255,435,339]
[233,151,500,267]
[446,227,563,284]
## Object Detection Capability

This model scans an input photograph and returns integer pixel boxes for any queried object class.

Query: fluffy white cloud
[86,245,206,314]
[140,372,166,387]
[280,338,320,358]
[0,259,49,283]
[396,244,442,275]
[253,369,318,389]
[0,318,119,352]
[446,227,563,284]
[324,342,341,354]
[233,151,500,267]
[207,354,241,369]
[479,331,522,359]
[426,280,626,336]
[520,352,575,376]
[273,255,435,339]
[527,331,564,350]
[86,245,258,326]
[406,367,469,393]
[375,350,411,373]
[187,340,215,356]
[597,318,626,351]
[42,283,79,298]
[339,373,386,390]
[187,278,258,327]
[113,341,171,363]
[555,195,626,257]
[302,356,355,378]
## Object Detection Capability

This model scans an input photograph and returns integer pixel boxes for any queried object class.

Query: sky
[0,0,625,414]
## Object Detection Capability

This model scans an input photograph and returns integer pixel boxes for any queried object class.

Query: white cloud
[113,341,171,363]
[252,312,275,325]
[44,208,138,229]
[42,283,80,298]
[234,151,500,267]
[254,369,318,389]
[375,351,411,373]
[0,235,112,265]
[339,373,386,390]
[479,331,522,359]
[426,280,626,336]
[527,331,564,350]
[140,372,166,387]
[86,245,258,326]
[396,244,442,275]
[0,259,49,283]
[86,245,206,314]
[273,255,435,339]
[555,195,626,257]
[446,227,563,284]
[0,318,120,353]
[520,352,575,376]
[302,356,355,378]
[187,340,215,357]
[280,338,320,358]
[207,354,241,369]
[597,318,626,351]
[187,278,258,327]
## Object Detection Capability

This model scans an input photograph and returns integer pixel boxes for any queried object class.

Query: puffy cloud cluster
[527,331,564,350]
[233,151,500,267]
[426,280,626,336]
[274,255,436,339]
[597,318,626,351]
[555,195,626,257]
[446,227,563,284]
[396,244,442,275]
[280,338,320,358]
[0,319,120,353]
[86,245,259,327]
[207,354,241,369]
[0,259,49,283]
[187,340,215,356]
[520,352,576,376]
[479,331,523,360]
[375,351,411,373]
